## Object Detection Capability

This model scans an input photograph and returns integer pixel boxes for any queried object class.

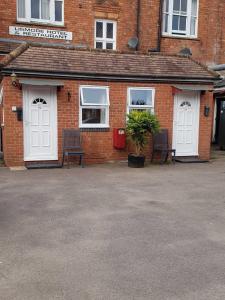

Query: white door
[23,86,58,161]
[173,91,200,156]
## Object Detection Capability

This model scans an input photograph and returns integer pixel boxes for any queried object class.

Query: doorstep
[25,162,62,169]
[175,156,209,163]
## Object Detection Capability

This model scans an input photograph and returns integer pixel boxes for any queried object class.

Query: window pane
[190,17,196,35]
[96,22,103,38]
[179,16,186,30]
[181,0,187,13]
[82,108,106,124]
[55,0,62,21]
[164,0,169,12]
[82,88,108,105]
[96,42,103,49]
[130,90,152,106]
[172,15,179,30]
[18,0,26,18]
[191,0,197,16]
[106,23,114,39]
[41,0,50,20]
[173,0,180,12]
[31,0,40,18]
[164,13,169,32]
[106,43,113,49]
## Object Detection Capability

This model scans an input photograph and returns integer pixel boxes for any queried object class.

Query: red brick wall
[198,91,215,158]
[1,77,213,166]
[0,0,224,65]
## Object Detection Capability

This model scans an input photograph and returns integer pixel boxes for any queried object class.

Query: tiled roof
[3,46,218,82]
[0,41,23,54]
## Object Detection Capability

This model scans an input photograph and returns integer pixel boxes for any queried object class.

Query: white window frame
[17,0,64,25]
[94,19,117,50]
[0,87,3,105]
[162,0,199,38]
[79,85,110,128]
[127,87,155,114]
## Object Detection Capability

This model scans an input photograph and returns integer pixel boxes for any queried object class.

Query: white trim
[94,19,117,50]
[79,85,110,128]
[20,79,64,86]
[17,0,64,26]
[172,91,200,156]
[0,87,3,105]
[23,85,58,161]
[162,0,199,38]
[127,87,155,115]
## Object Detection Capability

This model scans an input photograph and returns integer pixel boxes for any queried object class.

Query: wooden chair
[151,129,176,164]
[62,129,84,168]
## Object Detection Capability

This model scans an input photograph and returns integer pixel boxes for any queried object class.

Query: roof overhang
[172,84,213,91]
[19,78,64,87]
[1,68,217,84]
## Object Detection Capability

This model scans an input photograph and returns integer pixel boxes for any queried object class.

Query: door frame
[172,91,200,157]
[23,85,58,161]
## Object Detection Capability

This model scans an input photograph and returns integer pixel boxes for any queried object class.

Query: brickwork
[1,77,213,166]
[0,0,220,166]
[0,0,225,65]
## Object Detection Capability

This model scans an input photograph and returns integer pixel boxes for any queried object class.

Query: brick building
[0,0,222,166]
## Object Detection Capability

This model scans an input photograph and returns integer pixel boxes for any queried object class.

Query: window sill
[15,21,66,29]
[161,34,200,41]
[80,128,110,132]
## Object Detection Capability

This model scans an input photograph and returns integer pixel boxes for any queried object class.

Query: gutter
[1,68,217,84]
[210,64,225,72]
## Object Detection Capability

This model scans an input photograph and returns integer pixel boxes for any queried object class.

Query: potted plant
[126,110,160,168]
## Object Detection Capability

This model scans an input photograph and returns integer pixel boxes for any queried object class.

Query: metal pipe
[136,0,141,50]
[157,0,163,52]
[211,64,225,71]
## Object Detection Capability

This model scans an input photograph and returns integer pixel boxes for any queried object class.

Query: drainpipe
[157,0,163,52]
[136,0,141,51]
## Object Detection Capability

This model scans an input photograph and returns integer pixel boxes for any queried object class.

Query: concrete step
[175,156,209,163]
[25,163,62,169]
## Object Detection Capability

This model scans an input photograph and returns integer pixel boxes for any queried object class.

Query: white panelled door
[23,86,58,161]
[173,91,200,156]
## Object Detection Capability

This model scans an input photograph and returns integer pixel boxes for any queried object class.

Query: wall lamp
[11,72,22,89]
[204,105,210,117]
[67,91,72,102]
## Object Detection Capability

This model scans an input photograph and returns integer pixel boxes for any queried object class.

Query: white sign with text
[9,26,73,41]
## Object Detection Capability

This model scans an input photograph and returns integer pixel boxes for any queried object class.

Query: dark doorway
[214,97,225,149]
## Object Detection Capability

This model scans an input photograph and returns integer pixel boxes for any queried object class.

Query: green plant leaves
[126,110,160,156]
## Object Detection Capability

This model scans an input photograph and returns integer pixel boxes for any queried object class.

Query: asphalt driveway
[1,159,225,300]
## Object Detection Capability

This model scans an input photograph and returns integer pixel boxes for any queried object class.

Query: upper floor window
[17,0,64,25]
[95,20,117,50]
[162,0,198,37]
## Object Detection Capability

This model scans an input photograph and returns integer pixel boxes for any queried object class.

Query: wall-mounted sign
[9,26,72,41]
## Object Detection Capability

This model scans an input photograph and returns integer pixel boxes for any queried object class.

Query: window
[95,20,117,50]
[162,0,198,37]
[79,86,110,128]
[127,88,155,114]
[32,98,47,105]
[17,0,64,24]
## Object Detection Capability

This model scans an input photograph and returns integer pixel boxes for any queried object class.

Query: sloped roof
[2,45,219,83]
[0,41,23,54]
